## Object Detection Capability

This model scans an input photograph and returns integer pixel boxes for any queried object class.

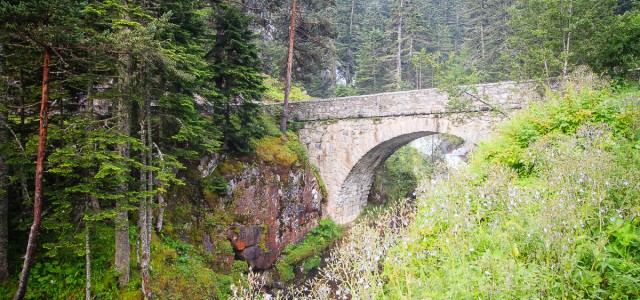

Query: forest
[0,0,639,299]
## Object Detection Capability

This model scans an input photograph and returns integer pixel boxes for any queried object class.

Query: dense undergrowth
[383,74,640,298]
[0,112,327,300]
[275,220,343,283]
[261,75,313,103]
[236,73,640,300]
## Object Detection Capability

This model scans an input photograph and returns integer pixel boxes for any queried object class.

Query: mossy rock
[275,262,294,282]
[120,291,144,300]
[219,158,245,177]
[254,136,299,167]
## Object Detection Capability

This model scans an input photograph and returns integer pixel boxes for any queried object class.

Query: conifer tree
[0,42,8,283]
[207,4,265,152]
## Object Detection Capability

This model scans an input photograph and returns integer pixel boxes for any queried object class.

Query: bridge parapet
[282,81,533,121]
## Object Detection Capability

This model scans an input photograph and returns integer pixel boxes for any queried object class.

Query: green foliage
[276,219,342,282]
[472,72,623,174]
[203,171,230,197]
[508,0,619,78]
[207,3,266,153]
[302,256,322,272]
[253,133,309,167]
[334,85,361,97]
[370,144,431,204]
[261,75,313,103]
[150,236,234,299]
[11,223,121,299]
[382,79,640,298]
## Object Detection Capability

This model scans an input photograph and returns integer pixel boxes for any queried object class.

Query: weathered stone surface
[240,245,272,270]
[202,233,215,253]
[284,81,538,224]
[226,162,322,269]
[230,225,261,251]
[266,81,535,121]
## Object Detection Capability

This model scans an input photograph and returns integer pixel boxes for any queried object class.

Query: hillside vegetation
[383,74,640,298]
[251,73,640,299]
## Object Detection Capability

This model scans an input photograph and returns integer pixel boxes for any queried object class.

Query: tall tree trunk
[396,0,404,87]
[18,71,29,206]
[280,0,297,135]
[0,43,9,282]
[480,23,486,60]
[85,221,91,300]
[115,50,132,288]
[349,0,355,37]
[347,0,355,87]
[154,143,165,234]
[13,47,51,300]
[139,98,153,299]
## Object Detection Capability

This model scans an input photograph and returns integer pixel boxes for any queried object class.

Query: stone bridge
[284,82,535,224]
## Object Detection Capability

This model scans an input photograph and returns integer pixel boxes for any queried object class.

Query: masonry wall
[282,81,534,121]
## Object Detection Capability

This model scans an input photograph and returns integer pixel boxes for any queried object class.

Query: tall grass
[231,72,639,299]
[384,73,640,298]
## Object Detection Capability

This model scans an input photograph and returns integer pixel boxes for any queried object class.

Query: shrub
[275,220,342,282]
[382,75,640,298]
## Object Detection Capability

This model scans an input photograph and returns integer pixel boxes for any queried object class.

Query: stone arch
[299,114,498,224]
[335,131,436,223]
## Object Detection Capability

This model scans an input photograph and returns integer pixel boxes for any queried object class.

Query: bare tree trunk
[139,99,153,300]
[347,0,356,86]
[18,70,30,207]
[396,0,404,87]
[0,43,9,282]
[153,143,165,234]
[138,88,154,299]
[280,0,297,135]
[13,47,51,300]
[349,0,355,36]
[480,23,486,60]
[85,221,91,300]
[114,51,132,288]
[563,31,571,76]
[561,1,572,76]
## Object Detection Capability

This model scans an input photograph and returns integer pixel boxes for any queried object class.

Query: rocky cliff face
[166,135,323,272]
[225,162,322,269]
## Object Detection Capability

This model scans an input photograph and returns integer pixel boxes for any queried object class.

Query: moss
[259,224,269,253]
[120,291,144,300]
[150,237,221,299]
[303,256,322,272]
[231,260,249,273]
[261,74,313,103]
[218,158,245,177]
[312,165,328,199]
[254,135,299,167]
[275,262,295,282]
[276,220,343,282]
[321,118,339,125]
[215,239,235,257]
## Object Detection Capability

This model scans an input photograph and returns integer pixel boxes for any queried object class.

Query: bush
[261,75,312,103]
[275,220,342,282]
[382,75,640,298]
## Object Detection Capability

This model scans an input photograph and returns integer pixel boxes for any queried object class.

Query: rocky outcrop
[225,162,323,269]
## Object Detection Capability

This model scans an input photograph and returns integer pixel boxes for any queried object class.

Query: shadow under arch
[335,131,465,223]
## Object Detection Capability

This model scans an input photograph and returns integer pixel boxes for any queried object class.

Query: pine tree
[207,4,265,152]
[509,0,618,78]
[463,0,513,80]
[0,42,9,283]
